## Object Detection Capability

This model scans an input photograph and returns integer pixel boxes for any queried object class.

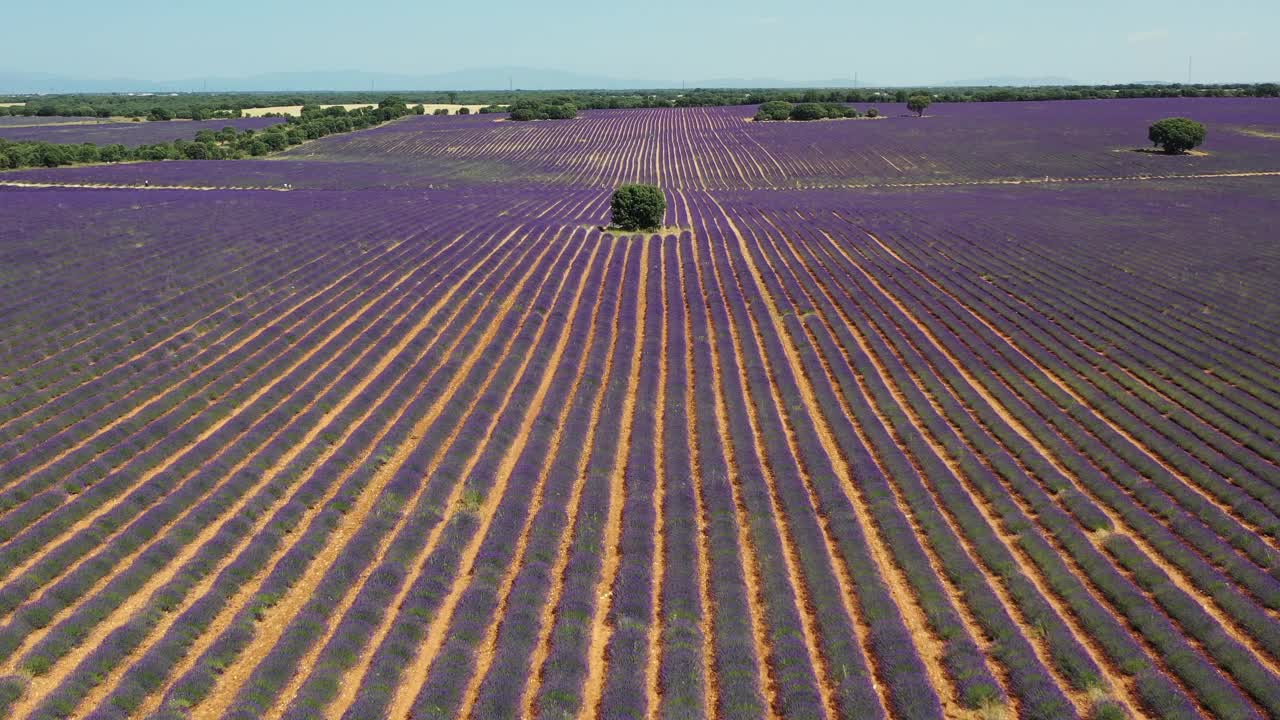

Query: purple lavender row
[0,219,488,617]
[978,213,1280,393]
[0,197,475,474]
[114,227,529,720]
[0,222,447,524]
[0,195,419,447]
[0,219,515,720]
[911,219,1280,491]
[680,230,808,717]
[441,239,626,719]
[0,218,285,367]
[808,222,1264,718]
[0,117,284,147]
[944,217,1280,452]
[216,229,571,720]
[736,213,1013,713]
[597,240,664,718]
[998,229,1280,413]
[0,196,237,343]
[912,225,1280,499]
[0,189,497,379]
[842,222,1280,589]
[0,212,419,476]
[780,217,1201,718]
[142,222,544,719]
[522,238,643,718]
[342,235,611,720]
[0,198,319,381]
[785,222,1113,711]
[0,227,511,685]
[654,234,710,719]
[955,251,1280,528]
[0,200,470,504]
[275,230,591,720]
[851,230,1280,703]
[708,222,947,719]
[968,198,1280,414]
[0,237,338,461]
[0,226,469,611]
[40,228,523,720]
[851,229,1280,614]
[672,229,768,719]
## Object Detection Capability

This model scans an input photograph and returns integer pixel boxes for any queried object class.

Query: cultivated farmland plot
[0,98,1277,720]
[0,118,286,148]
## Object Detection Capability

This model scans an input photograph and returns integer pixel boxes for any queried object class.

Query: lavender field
[0,118,286,148]
[0,98,1277,720]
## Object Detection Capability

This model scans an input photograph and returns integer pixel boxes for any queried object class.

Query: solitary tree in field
[611,184,666,231]
[907,95,931,117]
[1148,117,1206,154]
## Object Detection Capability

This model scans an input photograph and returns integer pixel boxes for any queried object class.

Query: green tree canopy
[907,95,931,116]
[1148,117,1207,154]
[611,184,666,231]
[754,101,793,121]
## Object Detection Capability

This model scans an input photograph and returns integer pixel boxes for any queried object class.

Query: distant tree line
[3,83,1276,120]
[502,97,579,121]
[0,98,419,170]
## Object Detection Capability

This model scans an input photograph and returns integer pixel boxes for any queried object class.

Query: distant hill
[936,75,1076,87]
[0,68,667,93]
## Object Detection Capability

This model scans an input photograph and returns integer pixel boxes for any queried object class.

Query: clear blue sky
[6,0,1277,85]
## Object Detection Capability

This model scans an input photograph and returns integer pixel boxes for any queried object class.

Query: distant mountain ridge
[1,68,664,93]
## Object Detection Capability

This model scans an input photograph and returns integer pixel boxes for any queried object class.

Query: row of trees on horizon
[2,83,1276,121]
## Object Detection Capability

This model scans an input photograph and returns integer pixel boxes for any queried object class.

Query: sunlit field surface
[0,98,1277,720]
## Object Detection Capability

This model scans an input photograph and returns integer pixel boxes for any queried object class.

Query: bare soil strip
[0,181,290,191]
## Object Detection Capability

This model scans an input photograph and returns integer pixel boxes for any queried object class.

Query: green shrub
[754,100,792,121]
[611,184,666,231]
[1148,117,1206,154]
[790,102,827,121]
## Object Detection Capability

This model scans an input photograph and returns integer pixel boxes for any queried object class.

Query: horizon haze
[3,0,1277,92]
